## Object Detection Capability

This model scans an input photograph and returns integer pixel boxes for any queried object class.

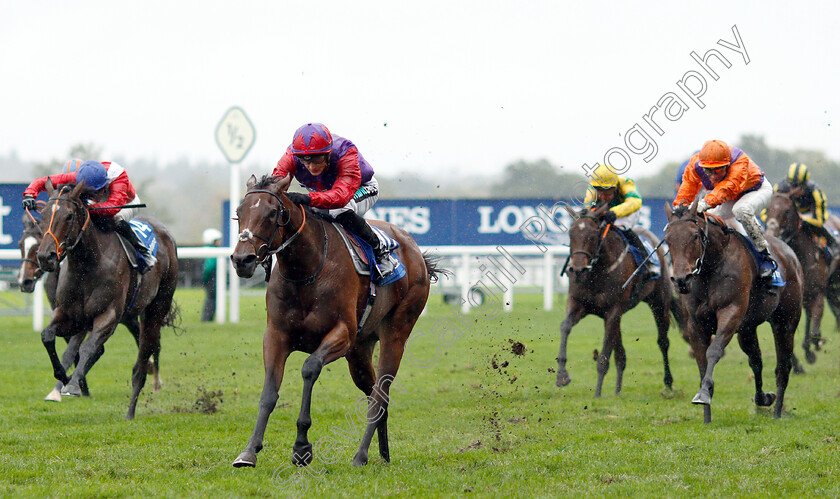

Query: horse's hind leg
[292,324,352,467]
[346,339,383,462]
[770,317,796,419]
[353,331,409,467]
[801,303,817,364]
[233,325,291,468]
[650,299,673,390]
[737,327,775,408]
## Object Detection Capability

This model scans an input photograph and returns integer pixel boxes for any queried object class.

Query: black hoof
[292,444,313,467]
[555,372,571,387]
[755,392,776,407]
[61,383,81,397]
[233,450,257,468]
[793,362,806,375]
[805,349,817,364]
[352,451,369,467]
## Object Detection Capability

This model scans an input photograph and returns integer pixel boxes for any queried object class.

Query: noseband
[43,191,91,262]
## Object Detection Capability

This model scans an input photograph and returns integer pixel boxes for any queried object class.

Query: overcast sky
[1,1,838,180]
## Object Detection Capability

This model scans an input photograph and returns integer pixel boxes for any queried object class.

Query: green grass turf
[0,288,838,497]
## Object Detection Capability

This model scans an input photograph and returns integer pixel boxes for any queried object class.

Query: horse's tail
[162,298,185,336]
[422,251,453,284]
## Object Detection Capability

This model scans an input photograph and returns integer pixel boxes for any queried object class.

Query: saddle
[705,214,785,287]
[333,222,406,285]
[116,220,159,273]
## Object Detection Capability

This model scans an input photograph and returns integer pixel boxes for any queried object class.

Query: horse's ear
[559,201,580,220]
[45,177,55,196]
[70,179,87,198]
[276,174,292,192]
[664,201,674,220]
[246,174,258,191]
[689,195,700,215]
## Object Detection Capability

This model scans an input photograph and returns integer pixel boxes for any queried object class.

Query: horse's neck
[67,225,108,267]
[275,210,327,272]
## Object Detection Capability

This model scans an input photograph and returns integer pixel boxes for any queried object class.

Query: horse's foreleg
[41,314,73,388]
[595,308,621,398]
[61,309,119,397]
[692,304,741,418]
[556,301,585,388]
[45,332,84,401]
[233,331,290,468]
[801,302,816,364]
[770,310,797,419]
[292,324,351,467]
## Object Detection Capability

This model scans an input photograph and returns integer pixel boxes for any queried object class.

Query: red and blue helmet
[290,123,332,156]
[76,161,108,190]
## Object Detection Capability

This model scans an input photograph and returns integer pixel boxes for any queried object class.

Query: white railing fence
[0,245,571,331]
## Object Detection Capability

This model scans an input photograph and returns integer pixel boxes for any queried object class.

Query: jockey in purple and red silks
[272,123,396,279]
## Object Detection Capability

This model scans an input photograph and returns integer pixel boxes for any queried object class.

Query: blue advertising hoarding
[222,198,692,248]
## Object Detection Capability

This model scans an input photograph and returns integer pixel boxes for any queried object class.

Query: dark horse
[665,201,802,423]
[230,174,446,468]
[18,212,161,402]
[35,180,178,419]
[764,192,837,366]
[556,206,677,397]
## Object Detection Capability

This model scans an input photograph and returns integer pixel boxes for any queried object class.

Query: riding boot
[335,211,396,280]
[739,215,776,278]
[115,219,156,274]
[622,228,654,277]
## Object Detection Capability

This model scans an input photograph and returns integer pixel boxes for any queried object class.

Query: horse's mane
[254,175,281,189]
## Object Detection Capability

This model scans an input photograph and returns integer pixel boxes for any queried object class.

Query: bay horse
[18,211,161,402]
[35,180,178,419]
[555,205,678,397]
[665,200,802,423]
[764,192,834,365]
[230,174,446,468]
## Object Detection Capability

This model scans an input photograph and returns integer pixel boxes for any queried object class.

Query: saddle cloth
[732,231,786,287]
[116,220,158,273]
[333,222,406,285]
[616,230,661,280]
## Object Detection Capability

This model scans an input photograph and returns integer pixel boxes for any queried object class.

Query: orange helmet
[698,140,732,168]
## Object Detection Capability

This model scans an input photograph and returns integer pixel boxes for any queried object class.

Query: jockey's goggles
[702,164,729,174]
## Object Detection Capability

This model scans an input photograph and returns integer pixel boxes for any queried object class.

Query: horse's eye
[268,209,277,219]
[65,213,74,222]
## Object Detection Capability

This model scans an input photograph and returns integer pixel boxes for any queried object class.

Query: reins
[665,213,729,276]
[238,189,328,285]
[42,190,91,262]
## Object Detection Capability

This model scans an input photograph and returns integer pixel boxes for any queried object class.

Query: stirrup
[375,254,396,279]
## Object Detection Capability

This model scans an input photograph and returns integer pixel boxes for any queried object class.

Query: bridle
[564,214,611,274]
[665,214,716,276]
[237,189,328,285]
[42,188,91,262]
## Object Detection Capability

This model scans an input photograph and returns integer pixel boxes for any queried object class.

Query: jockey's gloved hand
[602,210,617,225]
[21,196,36,211]
[286,192,311,205]
[697,199,710,213]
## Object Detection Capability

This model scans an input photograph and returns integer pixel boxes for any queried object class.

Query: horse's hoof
[61,383,81,397]
[805,350,817,364]
[692,391,711,405]
[233,450,257,468]
[555,373,572,387]
[44,388,62,402]
[793,363,806,375]
[352,451,369,467]
[292,444,313,467]
[755,392,776,407]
